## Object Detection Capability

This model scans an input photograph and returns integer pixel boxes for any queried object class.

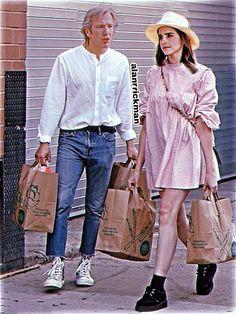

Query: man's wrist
[39,141,50,144]
[126,139,135,148]
[38,134,51,144]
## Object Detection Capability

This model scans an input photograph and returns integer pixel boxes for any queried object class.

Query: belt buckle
[98,126,102,135]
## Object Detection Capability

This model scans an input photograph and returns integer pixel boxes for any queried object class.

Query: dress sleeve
[139,67,153,121]
[195,68,220,130]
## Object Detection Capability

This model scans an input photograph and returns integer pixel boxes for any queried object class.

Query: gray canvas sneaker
[75,257,94,286]
[44,257,65,290]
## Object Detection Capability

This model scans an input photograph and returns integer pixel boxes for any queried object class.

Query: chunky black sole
[197,288,213,295]
[135,300,168,312]
[197,282,213,295]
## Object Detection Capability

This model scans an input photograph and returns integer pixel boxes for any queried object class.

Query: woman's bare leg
[177,205,188,246]
[154,189,190,276]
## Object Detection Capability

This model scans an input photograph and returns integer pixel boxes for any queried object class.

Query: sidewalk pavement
[1,179,236,313]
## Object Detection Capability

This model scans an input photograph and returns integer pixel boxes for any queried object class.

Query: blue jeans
[46,129,116,257]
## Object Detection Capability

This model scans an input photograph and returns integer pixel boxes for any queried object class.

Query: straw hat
[145,11,200,50]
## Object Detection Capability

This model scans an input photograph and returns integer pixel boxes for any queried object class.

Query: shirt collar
[81,44,110,63]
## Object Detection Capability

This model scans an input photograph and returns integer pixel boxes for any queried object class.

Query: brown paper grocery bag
[96,188,156,261]
[109,161,150,201]
[187,193,236,264]
[13,163,58,233]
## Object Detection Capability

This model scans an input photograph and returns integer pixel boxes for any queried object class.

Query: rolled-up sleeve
[195,69,220,130]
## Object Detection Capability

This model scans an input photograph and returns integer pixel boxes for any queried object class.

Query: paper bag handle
[212,192,225,215]
[124,159,136,169]
[130,187,142,208]
[204,191,224,216]
[131,187,156,214]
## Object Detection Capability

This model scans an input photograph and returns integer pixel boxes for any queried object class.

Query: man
[35,5,138,290]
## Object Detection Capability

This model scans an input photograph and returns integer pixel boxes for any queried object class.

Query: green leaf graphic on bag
[18,208,25,225]
[140,240,150,256]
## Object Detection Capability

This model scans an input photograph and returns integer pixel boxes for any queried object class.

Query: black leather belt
[61,126,116,134]
[80,126,116,133]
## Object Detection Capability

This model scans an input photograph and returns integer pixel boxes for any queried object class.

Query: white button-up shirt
[38,44,136,143]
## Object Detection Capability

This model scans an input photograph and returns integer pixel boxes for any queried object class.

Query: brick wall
[0,0,27,159]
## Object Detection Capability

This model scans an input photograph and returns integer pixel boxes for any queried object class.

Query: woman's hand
[203,171,218,193]
[128,170,141,190]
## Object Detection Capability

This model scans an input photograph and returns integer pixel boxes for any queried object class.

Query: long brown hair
[156,28,198,74]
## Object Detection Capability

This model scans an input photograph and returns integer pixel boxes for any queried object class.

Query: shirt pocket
[105,77,119,97]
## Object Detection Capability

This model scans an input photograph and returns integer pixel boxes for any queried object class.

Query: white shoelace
[76,259,91,277]
[44,257,64,280]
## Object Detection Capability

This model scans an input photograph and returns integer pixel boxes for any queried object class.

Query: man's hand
[35,143,51,165]
[126,140,138,160]
[127,146,138,160]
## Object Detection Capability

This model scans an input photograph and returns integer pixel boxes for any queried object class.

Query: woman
[128,12,220,312]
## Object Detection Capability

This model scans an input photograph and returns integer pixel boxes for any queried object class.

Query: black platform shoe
[196,263,217,295]
[135,286,167,312]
